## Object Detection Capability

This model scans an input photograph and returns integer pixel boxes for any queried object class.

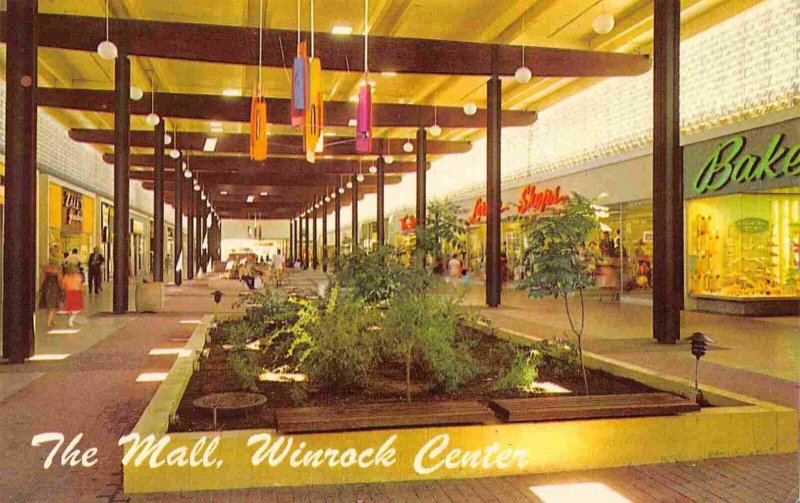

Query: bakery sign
[685,118,800,198]
[468,185,567,223]
[62,189,83,229]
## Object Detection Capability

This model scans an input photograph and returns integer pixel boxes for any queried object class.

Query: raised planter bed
[121,316,797,494]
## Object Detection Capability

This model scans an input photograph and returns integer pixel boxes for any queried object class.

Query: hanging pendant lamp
[97,0,118,60]
[145,77,160,126]
[384,137,394,164]
[515,15,531,84]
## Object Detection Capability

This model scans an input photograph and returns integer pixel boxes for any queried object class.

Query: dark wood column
[195,189,202,274]
[3,0,38,362]
[312,198,319,269]
[377,156,385,247]
[334,192,341,259]
[187,178,194,279]
[297,215,303,267]
[153,120,165,282]
[304,211,310,269]
[174,159,183,285]
[288,220,294,263]
[321,196,328,271]
[486,46,502,308]
[351,175,359,253]
[653,0,683,344]
[112,50,131,314]
[415,128,427,232]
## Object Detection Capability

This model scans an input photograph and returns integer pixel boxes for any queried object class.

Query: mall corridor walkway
[0,271,796,502]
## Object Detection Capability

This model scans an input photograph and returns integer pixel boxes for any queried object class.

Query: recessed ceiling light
[259,191,268,196]
[211,127,224,133]
[331,25,353,35]
[324,131,336,137]
[203,138,218,152]
[380,71,397,77]
[210,121,223,127]
[348,118,357,127]
[220,190,229,195]
[349,95,359,103]
[323,155,333,159]
[246,195,255,203]
[222,88,242,97]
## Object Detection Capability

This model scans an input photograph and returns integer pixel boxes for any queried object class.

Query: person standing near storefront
[273,249,285,287]
[62,265,84,327]
[39,261,64,328]
[446,254,462,283]
[88,246,105,295]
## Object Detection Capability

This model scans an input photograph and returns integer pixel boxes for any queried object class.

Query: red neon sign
[468,198,509,223]
[399,214,417,231]
[516,185,567,214]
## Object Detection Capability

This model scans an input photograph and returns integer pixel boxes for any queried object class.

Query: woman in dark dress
[40,261,64,328]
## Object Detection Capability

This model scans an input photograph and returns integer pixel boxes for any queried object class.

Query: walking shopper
[273,249,285,287]
[88,246,105,294]
[62,265,84,327]
[39,261,64,328]
[446,254,462,283]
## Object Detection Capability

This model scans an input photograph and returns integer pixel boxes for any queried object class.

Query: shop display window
[687,191,800,299]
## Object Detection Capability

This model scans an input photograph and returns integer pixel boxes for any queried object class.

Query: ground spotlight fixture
[689,331,714,405]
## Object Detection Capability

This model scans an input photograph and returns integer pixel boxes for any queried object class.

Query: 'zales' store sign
[686,118,800,198]
[468,185,567,223]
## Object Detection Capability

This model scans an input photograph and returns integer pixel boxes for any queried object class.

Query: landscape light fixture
[96,0,118,60]
[689,331,714,405]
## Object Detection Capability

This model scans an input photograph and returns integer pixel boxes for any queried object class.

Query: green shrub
[492,347,543,393]
[298,289,381,392]
[381,291,476,401]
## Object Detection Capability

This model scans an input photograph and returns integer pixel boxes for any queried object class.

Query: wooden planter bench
[275,401,496,433]
[489,392,700,423]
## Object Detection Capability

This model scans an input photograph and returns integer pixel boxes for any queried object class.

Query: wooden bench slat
[275,401,495,433]
[490,393,700,423]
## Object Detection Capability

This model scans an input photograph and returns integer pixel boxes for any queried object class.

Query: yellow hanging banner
[304,57,324,163]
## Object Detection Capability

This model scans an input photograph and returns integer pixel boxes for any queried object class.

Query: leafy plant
[492,347,543,393]
[381,291,476,402]
[416,199,467,265]
[331,246,432,305]
[517,193,599,394]
[298,288,381,392]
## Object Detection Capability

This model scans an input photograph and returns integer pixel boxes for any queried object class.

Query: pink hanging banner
[355,84,372,153]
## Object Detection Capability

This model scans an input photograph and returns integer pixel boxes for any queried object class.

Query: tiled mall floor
[0,269,796,502]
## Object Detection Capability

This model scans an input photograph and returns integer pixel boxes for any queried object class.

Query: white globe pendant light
[515,66,532,84]
[331,192,337,199]
[164,133,172,145]
[201,192,207,201]
[384,155,394,164]
[463,102,478,116]
[429,124,442,137]
[182,161,187,170]
[169,148,180,159]
[346,181,353,189]
[356,173,365,182]
[338,187,345,194]
[368,165,377,174]
[184,170,192,178]
[324,196,331,203]
[129,86,144,101]
[97,1,117,60]
[146,112,160,126]
[97,40,118,60]
[592,11,615,35]
[194,183,200,191]
[403,140,414,153]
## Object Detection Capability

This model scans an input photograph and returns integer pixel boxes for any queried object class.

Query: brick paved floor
[0,271,797,502]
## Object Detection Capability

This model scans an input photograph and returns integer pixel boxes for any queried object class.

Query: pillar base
[135,282,165,313]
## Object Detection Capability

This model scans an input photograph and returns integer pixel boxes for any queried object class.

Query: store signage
[62,189,83,228]
[691,133,800,195]
[735,218,770,234]
[467,198,509,223]
[516,185,568,215]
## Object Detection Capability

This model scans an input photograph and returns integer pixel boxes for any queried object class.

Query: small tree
[416,199,467,266]
[517,193,598,394]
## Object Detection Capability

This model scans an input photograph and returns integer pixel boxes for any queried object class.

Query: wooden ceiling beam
[38,88,537,127]
[0,13,651,77]
[71,129,472,155]
[112,154,416,174]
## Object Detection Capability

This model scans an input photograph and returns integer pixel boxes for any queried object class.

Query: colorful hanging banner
[356,84,372,153]
[291,42,308,129]
[250,84,268,161]
[304,57,324,163]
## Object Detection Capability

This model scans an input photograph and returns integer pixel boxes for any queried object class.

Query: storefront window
[620,200,654,298]
[687,191,800,299]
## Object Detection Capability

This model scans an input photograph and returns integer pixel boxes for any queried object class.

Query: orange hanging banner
[304,57,324,163]
[250,84,268,161]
